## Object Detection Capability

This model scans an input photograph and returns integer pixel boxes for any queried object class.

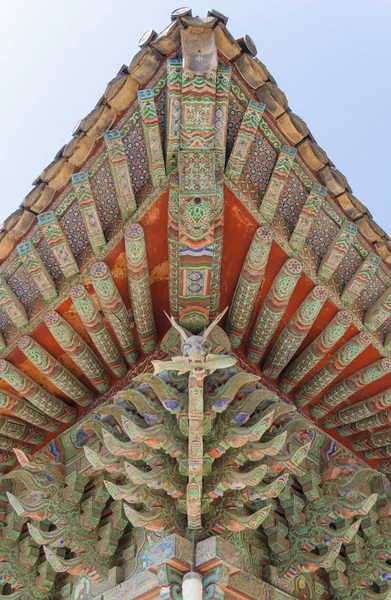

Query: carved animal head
[165,308,228,362]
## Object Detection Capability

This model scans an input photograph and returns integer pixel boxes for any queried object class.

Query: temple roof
[0,8,390,477]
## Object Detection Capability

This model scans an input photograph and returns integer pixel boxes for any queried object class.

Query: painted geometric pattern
[379,313,391,336]
[358,274,387,311]
[237,129,277,204]
[89,161,122,239]
[305,211,339,259]
[276,172,308,230]
[226,95,245,155]
[123,118,151,194]
[7,265,42,315]
[59,202,91,265]
[36,237,63,282]
[155,89,166,147]
[0,307,10,330]
[333,245,363,287]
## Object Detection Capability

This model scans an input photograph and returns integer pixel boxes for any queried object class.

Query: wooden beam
[289,183,327,252]
[0,388,60,432]
[0,277,28,329]
[90,262,138,366]
[364,286,391,333]
[295,331,372,408]
[247,258,303,364]
[317,220,357,282]
[259,144,296,223]
[341,251,380,306]
[0,359,77,423]
[263,286,329,379]
[104,128,137,221]
[225,99,265,184]
[138,88,166,187]
[72,171,106,255]
[279,310,352,393]
[214,65,232,171]
[45,311,110,393]
[17,241,57,302]
[312,357,391,420]
[18,335,94,407]
[226,226,272,347]
[166,58,182,173]
[38,210,79,279]
[70,284,127,378]
[125,224,157,354]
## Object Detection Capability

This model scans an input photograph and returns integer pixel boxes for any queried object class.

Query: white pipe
[182,572,203,600]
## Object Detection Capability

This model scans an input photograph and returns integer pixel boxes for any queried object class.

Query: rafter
[226,226,272,348]
[295,331,372,408]
[72,171,106,256]
[18,335,94,407]
[104,128,137,221]
[45,311,111,393]
[247,258,303,364]
[70,284,127,377]
[0,359,76,423]
[317,220,358,282]
[0,278,28,330]
[17,241,57,302]
[90,262,138,366]
[125,223,157,353]
[263,285,329,379]
[37,210,79,279]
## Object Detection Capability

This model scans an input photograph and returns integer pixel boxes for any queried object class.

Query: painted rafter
[72,171,106,256]
[0,359,76,423]
[38,210,79,279]
[17,241,57,302]
[70,284,127,377]
[45,310,111,393]
[90,261,138,366]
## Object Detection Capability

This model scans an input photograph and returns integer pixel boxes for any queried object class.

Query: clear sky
[0,0,390,231]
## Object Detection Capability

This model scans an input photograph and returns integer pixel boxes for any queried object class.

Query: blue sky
[0,0,390,231]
